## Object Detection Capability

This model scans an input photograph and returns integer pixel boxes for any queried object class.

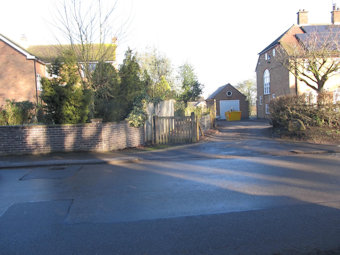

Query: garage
[206,83,249,120]
[219,100,240,120]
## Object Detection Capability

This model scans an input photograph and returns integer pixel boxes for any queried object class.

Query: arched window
[264,69,270,95]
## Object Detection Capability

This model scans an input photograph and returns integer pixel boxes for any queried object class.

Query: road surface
[0,120,339,254]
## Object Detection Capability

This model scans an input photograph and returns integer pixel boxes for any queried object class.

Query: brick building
[207,83,249,120]
[256,6,340,118]
[0,34,46,106]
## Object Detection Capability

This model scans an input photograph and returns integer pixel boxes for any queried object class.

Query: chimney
[331,4,340,24]
[297,9,308,25]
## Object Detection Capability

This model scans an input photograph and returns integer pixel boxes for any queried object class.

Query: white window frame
[265,53,268,60]
[265,104,270,114]
[259,96,263,105]
[272,93,276,99]
[272,48,276,57]
[264,69,270,95]
[36,74,42,91]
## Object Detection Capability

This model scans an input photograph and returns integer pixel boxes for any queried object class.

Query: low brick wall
[0,121,144,155]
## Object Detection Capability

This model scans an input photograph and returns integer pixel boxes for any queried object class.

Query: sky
[0,0,338,97]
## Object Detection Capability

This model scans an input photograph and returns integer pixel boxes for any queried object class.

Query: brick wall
[0,121,144,155]
[0,41,38,106]
[256,52,292,118]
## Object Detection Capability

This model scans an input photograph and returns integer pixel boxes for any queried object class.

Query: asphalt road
[0,120,339,255]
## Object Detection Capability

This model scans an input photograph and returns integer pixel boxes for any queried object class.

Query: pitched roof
[297,25,340,50]
[0,34,44,63]
[207,85,226,100]
[258,24,340,55]
[301,25,340,33]
[27,44,116,63]
[207,83,245,100]
[258,27,291,55]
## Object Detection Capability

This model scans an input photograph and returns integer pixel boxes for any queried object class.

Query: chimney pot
[331,4,340,24]
[297,9,308,25]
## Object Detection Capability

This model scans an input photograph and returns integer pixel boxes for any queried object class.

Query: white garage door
[219,100,240,120]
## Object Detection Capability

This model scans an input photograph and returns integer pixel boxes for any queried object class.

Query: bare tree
[53,0,126,89]
[277,27,340,94]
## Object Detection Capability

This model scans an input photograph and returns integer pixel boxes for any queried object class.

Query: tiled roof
[207,83,245,100]
[259,24,340,55]
[297,25,340,50]
[27,44,116,63]
[301,25,340,33]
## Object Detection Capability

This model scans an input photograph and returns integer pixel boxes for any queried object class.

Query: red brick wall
[0,121,144,155]
[0,40,44,106]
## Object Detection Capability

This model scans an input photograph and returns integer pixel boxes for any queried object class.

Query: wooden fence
[153,113,199,144]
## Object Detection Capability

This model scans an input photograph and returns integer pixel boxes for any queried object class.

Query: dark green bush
[41,77,92,124]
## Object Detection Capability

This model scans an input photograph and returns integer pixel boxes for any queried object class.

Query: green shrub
[269,94,340,129]
[0,100,35,125]
[0,109,7,125]
[174,101,186,117]
[41,77,92,124]
[126,98,147,128]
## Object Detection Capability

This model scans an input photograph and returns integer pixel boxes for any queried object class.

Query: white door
[219,100,240,120]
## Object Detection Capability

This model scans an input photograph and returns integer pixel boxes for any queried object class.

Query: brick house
[256,6,340,118]
[0,34,46,106]
[206,83,249,120]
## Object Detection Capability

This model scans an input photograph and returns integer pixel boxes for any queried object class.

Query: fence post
[191,112,197,142]
[153,115,159,144]
[196,116,200,142]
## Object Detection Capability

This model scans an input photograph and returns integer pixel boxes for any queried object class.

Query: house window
[45,66,50,78]
[36,74,42,91]
[259,96,263,105]
[264,69,270,95]
[272,48,276,57]
[226,91,232,97]
[89,63,97,72]
[265,104,270,114]
[272,93,276,99]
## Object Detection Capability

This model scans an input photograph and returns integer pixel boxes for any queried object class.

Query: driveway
[0,120,339,255]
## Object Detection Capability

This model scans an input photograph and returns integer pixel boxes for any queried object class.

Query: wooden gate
[153,113,198,144]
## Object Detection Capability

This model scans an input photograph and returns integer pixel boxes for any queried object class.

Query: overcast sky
[0,0,338,97]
